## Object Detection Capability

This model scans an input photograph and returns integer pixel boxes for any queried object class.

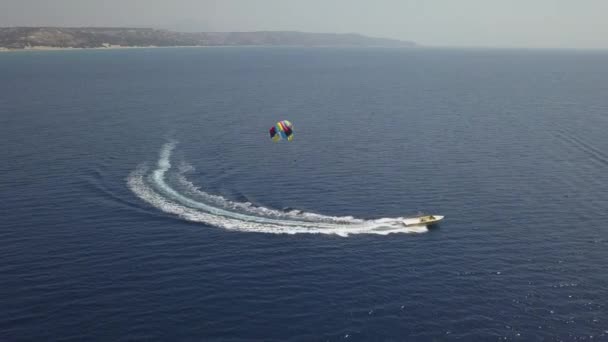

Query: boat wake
[127,142,428,236]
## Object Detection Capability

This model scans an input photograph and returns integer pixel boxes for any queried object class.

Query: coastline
[0,44,418,53]
[0,45,216,53]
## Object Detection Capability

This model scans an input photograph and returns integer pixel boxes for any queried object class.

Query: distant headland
[0,27,416,50]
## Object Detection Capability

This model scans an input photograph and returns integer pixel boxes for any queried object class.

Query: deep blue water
[2,47,608,341]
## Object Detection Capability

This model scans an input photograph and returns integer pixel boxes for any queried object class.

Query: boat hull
[402,215,444,227]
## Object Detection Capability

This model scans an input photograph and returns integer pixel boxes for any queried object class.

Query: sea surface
[2,47,608,341]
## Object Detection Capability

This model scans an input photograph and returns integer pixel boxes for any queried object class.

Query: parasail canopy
[269,120,294,142]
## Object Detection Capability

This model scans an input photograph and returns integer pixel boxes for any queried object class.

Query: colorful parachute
[269,120,294,142]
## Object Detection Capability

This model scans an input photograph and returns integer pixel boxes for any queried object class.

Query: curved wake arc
[127,142,427,236]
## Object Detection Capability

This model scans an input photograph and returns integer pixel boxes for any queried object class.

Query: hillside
[0,27,416,49]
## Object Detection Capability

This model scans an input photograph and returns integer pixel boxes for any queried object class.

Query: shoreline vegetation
[0,27,416,51]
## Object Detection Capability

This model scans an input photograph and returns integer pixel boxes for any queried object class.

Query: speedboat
[402,215,444,227]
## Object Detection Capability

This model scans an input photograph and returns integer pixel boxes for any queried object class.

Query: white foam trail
[127,142,428,236]
[175,168,360,223]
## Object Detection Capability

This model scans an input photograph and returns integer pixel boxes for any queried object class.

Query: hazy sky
[2,0,607,48]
